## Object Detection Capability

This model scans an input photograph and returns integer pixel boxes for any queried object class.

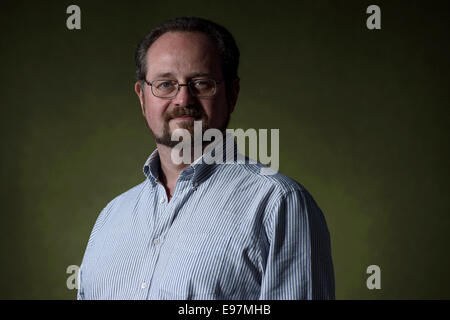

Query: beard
[145,103,231,149]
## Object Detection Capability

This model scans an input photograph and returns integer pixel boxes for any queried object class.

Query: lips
[172,115,195,120]
[166,108,203,121]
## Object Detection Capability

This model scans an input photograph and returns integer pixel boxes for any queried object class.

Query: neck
[156,144,190,196]
[156,134,226,198]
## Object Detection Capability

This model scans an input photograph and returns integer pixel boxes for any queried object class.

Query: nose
[172,84,195,107]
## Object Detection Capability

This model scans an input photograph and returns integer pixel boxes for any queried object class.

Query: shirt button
[141,282,147,289]
[153,238,160,245]
[160,197,165,204]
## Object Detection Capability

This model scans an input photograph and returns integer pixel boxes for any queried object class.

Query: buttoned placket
[133,141,232,298]
[137,160,207,298]
[139,176,200,299]
[134,181,167,298]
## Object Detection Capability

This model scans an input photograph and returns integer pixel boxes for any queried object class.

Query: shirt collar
[142,133,239,188]
[142,148,161,187]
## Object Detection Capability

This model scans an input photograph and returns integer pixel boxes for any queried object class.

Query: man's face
[135,31,239,148]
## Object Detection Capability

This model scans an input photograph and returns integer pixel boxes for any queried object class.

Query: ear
[227,77,240,114]
[134,81,146,116]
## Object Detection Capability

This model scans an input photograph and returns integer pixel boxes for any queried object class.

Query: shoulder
[216,159,325,220]
[216,158,306,198]
[226,163,330,241]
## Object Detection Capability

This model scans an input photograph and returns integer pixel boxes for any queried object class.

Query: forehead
[146,31,222,79]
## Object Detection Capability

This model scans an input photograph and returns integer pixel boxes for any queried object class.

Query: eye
[156,81,174,89]
[193,79,212,89]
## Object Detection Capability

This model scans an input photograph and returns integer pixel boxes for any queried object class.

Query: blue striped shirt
[78,137,335,299]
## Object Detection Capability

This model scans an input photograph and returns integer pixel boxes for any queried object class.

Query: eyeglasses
[144,79,222,99]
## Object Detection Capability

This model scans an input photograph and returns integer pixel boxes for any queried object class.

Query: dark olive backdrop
[1,0,449,299]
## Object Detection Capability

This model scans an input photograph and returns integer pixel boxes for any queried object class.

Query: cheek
[208,96,230,119]
[144,99,168,126]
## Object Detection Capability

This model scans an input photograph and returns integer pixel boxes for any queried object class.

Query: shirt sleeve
[77,264,84,300]
[76,198,116,300]
[259,188,335,299]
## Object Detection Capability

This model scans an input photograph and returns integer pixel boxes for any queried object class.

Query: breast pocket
[160,232,231,298]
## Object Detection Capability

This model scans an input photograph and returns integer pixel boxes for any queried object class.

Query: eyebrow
[152,72,212,79]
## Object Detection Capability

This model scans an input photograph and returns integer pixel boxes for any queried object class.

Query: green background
[1,0,449,299]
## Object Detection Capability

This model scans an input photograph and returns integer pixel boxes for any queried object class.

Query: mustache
[165,107,205,120]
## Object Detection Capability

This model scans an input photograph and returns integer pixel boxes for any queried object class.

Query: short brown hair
[135,16,240,86]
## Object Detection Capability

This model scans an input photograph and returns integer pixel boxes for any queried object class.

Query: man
[78,17,335,300]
